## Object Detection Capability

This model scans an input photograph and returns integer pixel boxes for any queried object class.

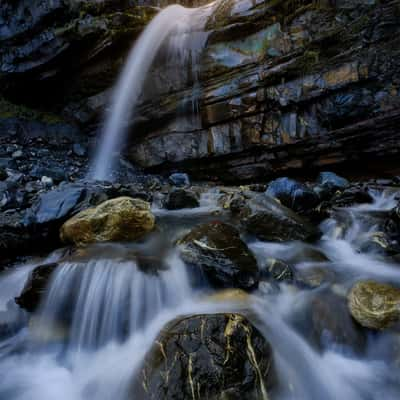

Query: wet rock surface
[15,262,58,312]
[138,313,275,400]
[348,280,400,330]
[60,197,155,246]
[232,193,320,242]
[164,188,200,210]
[178,222,260,290]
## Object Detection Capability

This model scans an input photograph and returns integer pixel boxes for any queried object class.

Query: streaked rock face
[348,280,400,330]
[127,0,400,180]
[137,313,275,400]
[60,197,155,246]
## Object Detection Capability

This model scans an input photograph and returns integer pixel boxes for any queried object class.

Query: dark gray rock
[138,313,275,400]
[266,178,319,212]
[233,193,320,243]
[317,172,349,191]
[164,188,199,210]
[168,173,190,187]
[178,222,260,290]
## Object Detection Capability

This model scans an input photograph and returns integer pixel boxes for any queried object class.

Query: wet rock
[317,172,349,191]
[348,280,400,330]
[178,222,259,290]
[31,165,67,183]
[26,184,86,226]
[263,258,294,283]
[359,231,400,257]
[330,186,374,208]
[233,194,320,242]
[60,197,155,246]
[311,292,366,353]
[72,143,87,157]
[296,267,336,289]
[0,167,6,181]
[164,188,200,210]
[266,178,319,212]
[168,173,190,187]
[138,313,275,400]
[15,263,58,312]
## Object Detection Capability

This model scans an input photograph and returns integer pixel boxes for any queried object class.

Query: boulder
[178,222,259,290]
[317,172,349,191]
[168,173,190,187]
[164,188,200,210]
[15,263,58,312]
[348,280,400,330]
[232,193,320,242]
[60,197,155,246]
[138,313,275,400]
[266,177,319,212]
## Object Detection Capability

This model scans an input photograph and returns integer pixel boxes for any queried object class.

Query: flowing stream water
[0,189,400,399]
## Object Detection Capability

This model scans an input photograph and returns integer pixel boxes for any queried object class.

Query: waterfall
[90,5,208,181]
[33,251,192,351]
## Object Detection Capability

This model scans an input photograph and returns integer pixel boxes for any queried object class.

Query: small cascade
[90,4,210,181]
[34,251,192,351]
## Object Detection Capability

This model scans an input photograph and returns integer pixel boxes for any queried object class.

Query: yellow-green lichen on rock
[348,280,400,330]
[60,197,155,246]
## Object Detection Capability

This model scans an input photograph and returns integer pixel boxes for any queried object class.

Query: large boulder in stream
[60,197,155,246]
[266,177,319,212]
[178,222,260,290]
[137,313,275,400]
[15,263,58,312]
[348,280,400,330]
[231,193,320,242]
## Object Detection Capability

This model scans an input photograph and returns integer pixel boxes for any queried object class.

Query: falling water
[90,5,209,181]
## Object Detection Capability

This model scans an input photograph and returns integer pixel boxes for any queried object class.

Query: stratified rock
[60,197,155,246]
[138,313,275,400]
[178,222,259,290]
[233,194,320,242]
[266,177,319,212]
[164,188,199,210]
[130,0,400,181]
[15,263,58,312]
[348,280,400,330]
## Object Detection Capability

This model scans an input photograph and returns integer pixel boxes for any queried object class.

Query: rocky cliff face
[130,0,400,181]
[1,0,399,182]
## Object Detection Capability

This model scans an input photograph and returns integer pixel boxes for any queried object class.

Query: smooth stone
[348,280,400,330]
[266,177,319,212]
[60,197,155,246]
[178,222,260,290]
[168,173,190,187]
[317,171,349,190]
[164,188,200,210]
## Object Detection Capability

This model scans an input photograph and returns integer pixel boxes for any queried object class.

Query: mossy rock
[60,197,155,246]
[348,280,400,330]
